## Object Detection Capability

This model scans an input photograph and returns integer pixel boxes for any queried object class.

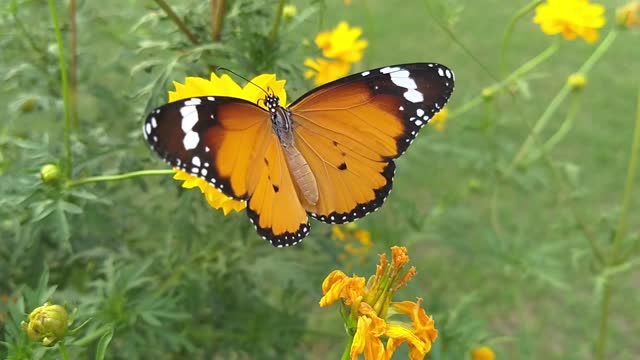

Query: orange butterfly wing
[144,96,309,246]
[288,63,455,223]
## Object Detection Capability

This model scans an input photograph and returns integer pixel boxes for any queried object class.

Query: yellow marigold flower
[21,302,68,347]
[567,73,587,90]
[533,0,606,44]
[315,21,368,63]
[304,57,351,86]
[471,346,496,360]
[282,4,297,18]
[430,107,449,132]
[321,246,437,360]
[617,1,640,28]
[168,73,288,215]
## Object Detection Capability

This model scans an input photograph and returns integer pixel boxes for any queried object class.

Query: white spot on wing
[416,109,424,117]
[145,123,151,135]
[183,132,199,150]
[192,156,201,167]
[184,98,202,106]
[361,71,370,76]
[437,68,444,77]
[404,89,423,103]
[445,69,452,79]
[380,66,401,74]
[180,107,198,132]
[151,117,157,128]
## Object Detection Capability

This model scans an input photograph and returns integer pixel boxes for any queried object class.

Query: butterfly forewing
[289,63,454,224]
[143,96,309,247]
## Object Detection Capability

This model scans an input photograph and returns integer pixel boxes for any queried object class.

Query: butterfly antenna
[216,67,270,97]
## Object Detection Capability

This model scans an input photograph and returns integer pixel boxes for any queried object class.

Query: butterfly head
[264,94,280,113]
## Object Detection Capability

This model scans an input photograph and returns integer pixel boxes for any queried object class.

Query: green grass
[1,0,639,359]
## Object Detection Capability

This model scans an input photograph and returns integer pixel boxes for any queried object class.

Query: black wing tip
[309,161,396,225]
[246,206,310,248]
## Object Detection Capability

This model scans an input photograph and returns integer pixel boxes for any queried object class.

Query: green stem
[500,0,543,74]
[610,87,640,261]
[210,0,225,41]
[424,0,498,82]
[595,87,640,360]
[595,282,613,360]
[526,91,582,164]
[153,0,200,45]
[69,0,78,128]
[269,0,286,44]
[341,335,354,360]
[58,342,70,360]
[65,169,174,188]
[449,42,558,119]
[48,0,72,179]
[511,30,618,168]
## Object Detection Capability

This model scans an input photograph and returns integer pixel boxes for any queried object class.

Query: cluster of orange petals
[320,247,437,360]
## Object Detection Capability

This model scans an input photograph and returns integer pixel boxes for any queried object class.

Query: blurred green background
[1,0,639,359]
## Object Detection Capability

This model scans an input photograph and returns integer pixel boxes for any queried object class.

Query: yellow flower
[617,1,640,28]
[168,73,288,215]
[389,299,438,358]
[315,21,368,63]
[320,246,437,360]
[304,57,351,86]
[533,0,606,44]
[331,224,373,268]
[282,4,297,18]
[430,107,449,132]
[471,346,496,360]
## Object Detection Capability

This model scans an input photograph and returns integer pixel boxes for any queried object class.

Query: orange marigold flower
[471,346,496,360]
[391,299,438,357]
[320,247,437,360]
[168,73,288,214]
[533,0,606,44]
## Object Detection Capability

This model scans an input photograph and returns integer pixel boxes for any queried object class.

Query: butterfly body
[144,63,455,247]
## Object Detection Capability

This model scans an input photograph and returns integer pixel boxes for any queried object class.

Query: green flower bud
[481,87,494,100]
[40,164,61,184]
[19,97,39,113]
[21,302,68,346]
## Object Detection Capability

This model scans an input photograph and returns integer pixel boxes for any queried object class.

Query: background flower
[533,0,606,43]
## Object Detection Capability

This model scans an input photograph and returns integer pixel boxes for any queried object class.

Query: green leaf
[94,326,114,360]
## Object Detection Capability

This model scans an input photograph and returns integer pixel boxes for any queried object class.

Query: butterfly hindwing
[289,63,454,223]
[246,135,310,247]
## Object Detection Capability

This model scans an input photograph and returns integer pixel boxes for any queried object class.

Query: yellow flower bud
[21,302,69,346]
[617,1,640,29]
[40,164,61,184]
[282,4,297,18]
[567,73,587,90]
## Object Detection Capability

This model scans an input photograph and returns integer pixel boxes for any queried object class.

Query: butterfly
[143,63,454,247]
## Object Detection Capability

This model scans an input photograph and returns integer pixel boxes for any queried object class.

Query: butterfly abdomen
[283,146,319,205]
